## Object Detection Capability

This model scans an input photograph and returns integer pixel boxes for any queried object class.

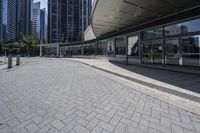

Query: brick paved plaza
[0,58,200,133]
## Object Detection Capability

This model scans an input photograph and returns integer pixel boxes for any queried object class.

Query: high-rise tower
[5,0,33,42]
[33,2,41,38]
[48,0,92,43]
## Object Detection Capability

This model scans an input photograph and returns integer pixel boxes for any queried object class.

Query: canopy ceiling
[92,0,200,37]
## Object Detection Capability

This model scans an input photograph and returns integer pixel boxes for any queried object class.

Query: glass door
[165,38,181,65]
[182,36,200,67]
[142,40,163,64]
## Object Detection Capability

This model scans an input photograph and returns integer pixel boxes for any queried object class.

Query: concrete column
[81,45,84,55]
[124,36,128,65]
[57,44,60,56]
[138,33,142,64]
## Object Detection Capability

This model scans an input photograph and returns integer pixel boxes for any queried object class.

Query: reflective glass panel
[115,38,126,55]
[165,39,181,65]
[128,36,139,56]
[107,40,115,56]
[165,19,200,36]
[182,35,200,66]
[143,28,163,39]
[142,40,163,64]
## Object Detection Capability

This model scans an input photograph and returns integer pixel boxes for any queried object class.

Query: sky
[34,0,95,9]
[34,0,47,9]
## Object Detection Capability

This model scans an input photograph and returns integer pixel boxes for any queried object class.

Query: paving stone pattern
[0,58,200,133]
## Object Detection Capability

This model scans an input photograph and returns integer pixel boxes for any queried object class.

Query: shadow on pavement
[109,61,200,94]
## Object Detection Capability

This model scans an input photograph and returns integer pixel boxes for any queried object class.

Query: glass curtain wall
[115,37,126,56]
[165,18,200,66]
[45,18,200,67]
[99,39,109,55]
[142,27,164,64]
[141,18,200,67]
[60,45,82,56]
[43,46,57,56]
[128,35,139,56]
[83,43,95,55]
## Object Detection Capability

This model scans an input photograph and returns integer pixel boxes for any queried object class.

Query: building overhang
[92,0,200,38]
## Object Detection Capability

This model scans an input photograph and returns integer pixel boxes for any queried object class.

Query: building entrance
[165,38,182,65]
[142,40,163,64]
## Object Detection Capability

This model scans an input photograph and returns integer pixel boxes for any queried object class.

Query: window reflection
[107,40,115,56]
[182,36,200,66]
[115,38,126,55]
[165,19,200,36]
[165,39,181,65]
[142,40,163,64]
[143,28,163,39]
[128,36,139,56]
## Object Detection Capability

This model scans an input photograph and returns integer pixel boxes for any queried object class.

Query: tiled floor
[0,58,200,133]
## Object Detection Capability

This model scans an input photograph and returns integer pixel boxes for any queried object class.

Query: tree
[61,33,68,43]
[19,34,40,56]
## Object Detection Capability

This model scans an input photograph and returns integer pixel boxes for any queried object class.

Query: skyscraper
[7,0,17,42]
[1,0,8,43]
[33,2,41,38]
[5,0,33,42]
[16,0,33,39]
[0,0,2,42]
[48,0,61,43]
[40,8,46,43]
[48,0,92,43]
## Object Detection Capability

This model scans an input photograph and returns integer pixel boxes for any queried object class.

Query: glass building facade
[48,0,92,43]
[43,15,200,67]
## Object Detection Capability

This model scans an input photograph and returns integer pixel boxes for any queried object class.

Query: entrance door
[142,40,163,64]
[165,38,182,65]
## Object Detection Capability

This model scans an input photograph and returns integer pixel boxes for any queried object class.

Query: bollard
[125,55,128,65]
[16,55,20,66]
[8,55,12,69]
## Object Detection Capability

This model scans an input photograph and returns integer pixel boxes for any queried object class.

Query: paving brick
[138,119,149,132]
[60,121,77,133]
[193,121,200,132]
[85,111,97,121]
[86,118,100,130]
[54,113,66,121]
[50,119,65,130]
[73,125,90,133]
[0,58,200,133]
[91,126,103,133]
[32,115,43,125]
[148,127,159,133]
[109,115,121,126]
[63,114,77,124]
[113,122,127,133]
[172,124,184,133]
[149,122,171,133]
[25,123,39,133]
[120,117,138,128]
[98,121,115,132]
[7,118,20,128]
[37,124,57,133]
[96,114,111,123]
[131,112,142,123]
[75,117,88,126]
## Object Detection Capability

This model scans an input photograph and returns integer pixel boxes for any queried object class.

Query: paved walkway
[0,58,200,133]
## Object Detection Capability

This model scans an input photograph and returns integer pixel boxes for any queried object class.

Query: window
[128,36,139,56]
[182,35,200,66]
[143,28,163,39]
[107,40,115,56]
[115,38,126,55]
[165,19,200,36]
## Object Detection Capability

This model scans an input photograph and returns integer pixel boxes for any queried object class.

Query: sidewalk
[69,58,200,115]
